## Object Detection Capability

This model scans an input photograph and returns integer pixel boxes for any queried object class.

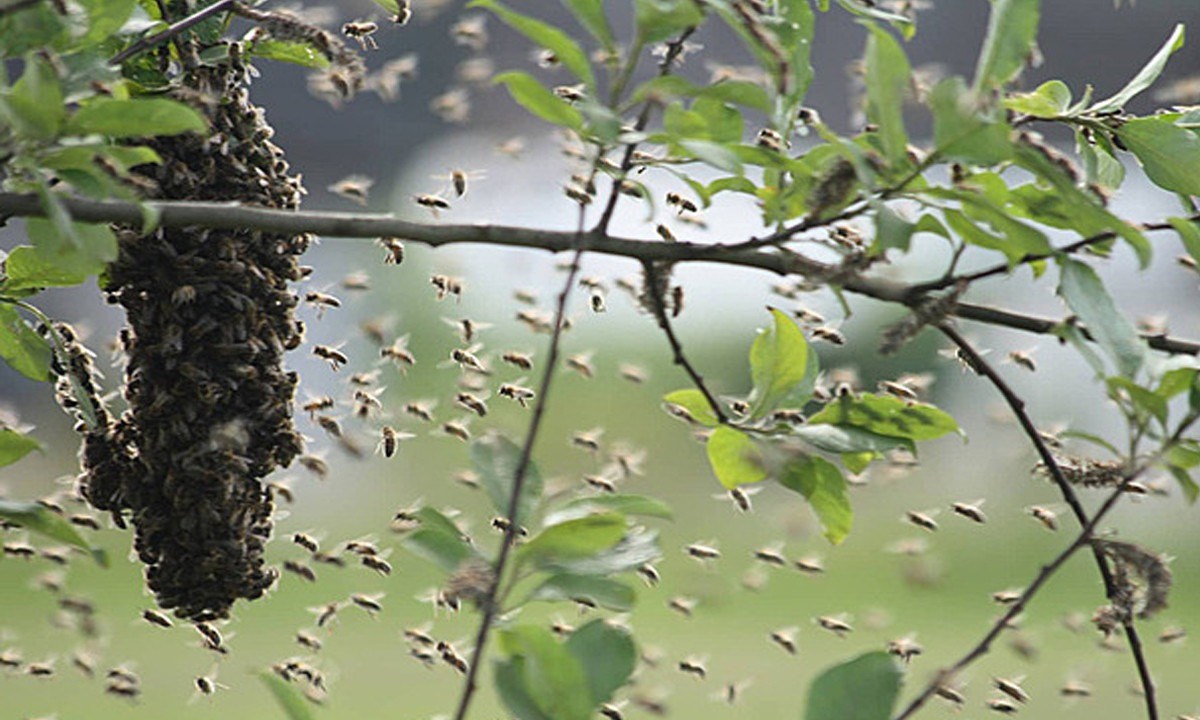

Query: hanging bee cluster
[1093,538,1172,625]
[67,31,352,621]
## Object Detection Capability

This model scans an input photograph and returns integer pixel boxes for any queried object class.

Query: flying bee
[141,608,173,629]
[582,474,618,493]
[571,427,603,453]
[668,596,696,617]
[284,560,317,583]
[195,622,223,651]
[362,555,393,576]
[498,383,536,407]
[665,192,699,214]
[756,127,786,151]
[496,135,526,158]
[1005,348,1038,372]
[450,13,488,49]
[769,626,799,655]
[295,630,322,652]
[905,509,940,532]
[404,400,436,422]
[985,697,1020,714]
[302,395,336,418]
[454,392,489,417]
[389,0,411,24]
[565,353,595,378]
[715,486,760,512]
[991,588,1024,605]
[441,419,471,442]
[69,513,102,530]
[636,563,661,586]
[350,592,385,616]
[312,344,348,371]
[378,237,405,265]
[1059,679,1093,697]
[310,602,342,628]
[590,292,607,313]
[439,641,469,674]
[879,380,918,401]
[328,175,373,205]
[753,543,787,567]
[304,290,342,318]
[935,684,966,708]
[349,369,381,386]
[378,426,415,458]
[415,193,451,217]
[816,615,853,637]
[887,634,924,662]
[449,347,486,372]
[452,470,481,489]
[951,499,988,524]
[315,414,342,438]
[678,655,708,679]
[434,168,485,198]
[794,306,825,324]
[618,364,646,383]
[670,285,684,317]
[811,326,847,345]
[353,388,384,419]
[105,679,141,698]
[489,516,528,537]
[70,649,96,677]
[443,317,492,344]
[298,454,329,479]
[340,271,371,292]
[342,20,379,50]
[793,555,825,574]
[656,224,677,242]
[194,671,227,698]
[497,352,534,373]
[292,533,320,554]
[553,83,586,102]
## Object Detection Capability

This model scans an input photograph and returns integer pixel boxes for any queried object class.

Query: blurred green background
[2,1,1199,719]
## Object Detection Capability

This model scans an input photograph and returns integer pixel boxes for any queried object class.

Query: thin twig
[108,0,234,65]
[1,192,1197,356]
[934,324,1158,720]
[0,0,42,18]
[642,260,728,424]
[910,214,1200,295]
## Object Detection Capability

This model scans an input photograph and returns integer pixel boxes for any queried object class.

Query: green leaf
[259,670,318,720]
[871,206,948,255]
[778,455,852,545]
[1004,79,1071,118]
[863,24,910,167]
[1107,376,1168,426]
[495,657,554,720]
[804,651,903,720]
[247,39,331,69]
[836,0,914,36]
[706,426,768,489]
[401,507,480,572]
[518,513,626,568]
[1077,132,1125,190]
[791,424,913,455]
[930,77,1012,165]
[1117,117,1200,197]
[560,0,615,50]
[1057,259,1145,378]
[494,71,583,130]
[972,0,1040,91]
[566,620,637,705]
[528,574,635,611]
[0,427,40,468]
[0,304,52,382]
[499,625,593,720]
[807,393,960,442]
[0,499,108,566]
[943,207,1048,268]
[469,0,595,90]
[749,308,811,418]
[1169,217,1200,267]
[540,527,661,576]
[662,389,721,427]
[471,433,543,528]
[691,96,743,143]
[1,245,88,292]
[548,494,674,525]
[1088,24,1185,114]
[65,97,206,138]
[1165,465,1199,505]
[78,0,136,44]
[2,54,65,140]
[633,0,703,44]
[678,139,743,174]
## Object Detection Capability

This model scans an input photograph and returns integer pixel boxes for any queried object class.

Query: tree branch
[107,0,235,65]
[0,192,1197,357]
[0,0,42,18]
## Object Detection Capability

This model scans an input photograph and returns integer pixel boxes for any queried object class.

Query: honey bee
[194,671,226,697]
[590,292,607,313]
[302,395,336,418]
[668,596,696,617]
[450,14,488,50]
[498,383,536,407]
[310,602,342,628]
[441,419,471,442]
[362,555,393,576]
[553,83,586,102]
[794,555,825,574]
[106,664,139,685]
[105,679,141,698]
[1005,348,1038,372]
[349,369,381,386]
[935,684,966,707]
[991,588,1024,605]
[685,542,721,562]
[375,237,405,266]
[718,486,758,512]
[455,392,488,417]
[905,509,940,532]
[756,127,787,152]
[404,400,436,422]
[878,380,917,401]
[430,87,471,123]
[328,175,373,205]
[284,560,317,583]
[563,183,593,205]
[342,21,379,50]
[451,470,480,490]
[489,516,528,537]
[770,627,799,655]
[312,344,348,371]
[636,563,661,586]
[583,474,618,493]
[496,136,526,158]
[292,533,320,554]
[1158,625,1186,643]
[951,499,988,524]
[449,347,486,372]
[618,364,646,383]
[753,543,787,567]
[141,608,173,628]
[665,192,699,214]
[315,414,342,438]
[294,630,322,652]
[439,641,470,673]
[298,454,329,479]
[656,224,677,242]
[1059,678,1093,697]
[599,701,626,720]
[571,427,603,453]
[413,191,451,217]
[811,326,847,345]
[678,655,708,679]
[350,592,385,616]
[2,647,24,669]
[816,615,853,637]
[986,697,1020,714]
[69,513,102,530]
[25,659,55,677]
[378,426,414,458]
[69,649,96,677]
[887,634,924,662]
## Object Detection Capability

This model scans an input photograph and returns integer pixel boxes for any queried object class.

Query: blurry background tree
[0,1,1199,720]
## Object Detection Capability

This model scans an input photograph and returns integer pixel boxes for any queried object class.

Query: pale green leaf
[2,54,65,139]
[493,71,583,130]
[807,393,960,442]
[499,625,593,720]
[540,527,660,576]
[471,432,543,528]
[805,652,903,720]
[633,0,703,44]
[972,0,1040,91]
[930,76,1012,164]
[1057,258,1145,378]
[518,513,626,568]
[1117,117,1200,197]
[1088,24,1185,114]
[706,426,768,489]
[528,574,635,611]
[566,620,637,705]
[748,308,811,418]
[0,499,107,566]
[864,24,910,166]
[259,671,318,720]
[548,494,674,525]
[1169,217,1200,266]
[470,0,595,90]
[65,97,206,138]
[1004,79,1071,118]
[1,245,87,291]
[560,0,615,50]
[0,428,40,468]
[0,304,52,382]
[791,424,913,455]
[778,455,852,544]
